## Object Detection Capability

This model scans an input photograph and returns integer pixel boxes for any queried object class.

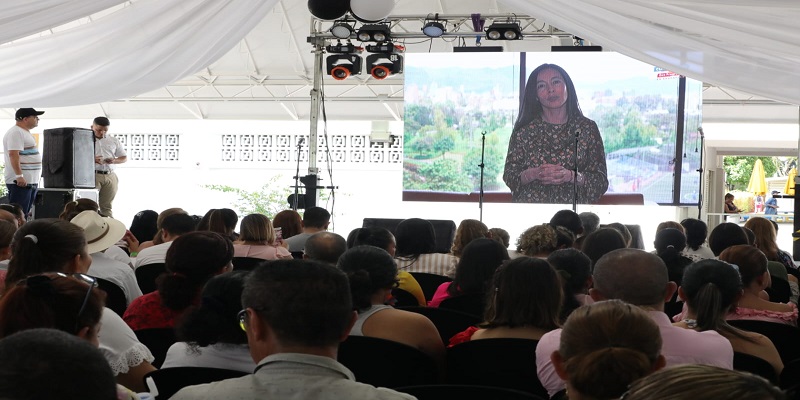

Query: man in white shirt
[134,213,196,268]
[3,108,44,217]
[92,117,126,218]
[536,248,734,398]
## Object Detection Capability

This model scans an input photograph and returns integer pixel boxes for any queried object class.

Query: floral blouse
[503,115,608,203]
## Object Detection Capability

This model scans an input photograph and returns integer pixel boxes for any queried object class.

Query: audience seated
[124,231,234,331]
[680,218,715,261]
[578,212,600,235]
[654,228,692,288]
[197,208,239,241]
[271,209,303,240]
[746,217,797,274]
[137,207,187,252]
[58,198,132,265]
[232,213,291,260]
[337,245,444,364]
[580,228,627,267]
[0,329,128,400]
[623,364,785,400]
[70,210,142,304]
[304,231,347,265]
[605,222,632,247]
[515,224,558,258]
[448,257,561,346]
[552,225,576,250]
[284,206,331,253]
[134,213,196,268]
[551,300,665,400]
[718,245,798,325]
[547,248,593,322]
[550,209,584,238]
[488,227,510,249]
[2,219,156,392]
[0,220,16,280]
[394,218,458,277]
[429,238,508,308]
[450,219,488,258]
[674,259,783,375]
[536,248,733,398]
[352,227,425,306]
[130,209,159,243]
[163,271,255,373]
[708,222,748,256]
[171,259,415,400]
[0,203,25,227]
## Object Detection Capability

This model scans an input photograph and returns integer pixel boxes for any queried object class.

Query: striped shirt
[3,125,41,184]
[395,253,458,278]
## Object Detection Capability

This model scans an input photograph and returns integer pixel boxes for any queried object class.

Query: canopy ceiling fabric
[0,0,797,108]
[0,0,275,107]
[500,0,800,106]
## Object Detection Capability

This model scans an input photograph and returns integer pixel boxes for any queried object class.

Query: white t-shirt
[134,241,172,268]
[98,308,155,375]
[95,135,126,173]
[88,252,143,304]
[3,125,41,184]
[162,342,256,373]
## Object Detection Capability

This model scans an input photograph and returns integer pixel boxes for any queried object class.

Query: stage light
[422,21,445,38]
[307,0,349,20]
[330,22,354,39]
[366,53,403,80]
[485,22,522,40]
[356,24,391,43]
[326,54,363,80]
[350,0,394,23]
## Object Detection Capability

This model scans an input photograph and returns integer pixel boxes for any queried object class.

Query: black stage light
[330,22,354,39]
[422,21,445,38]
[356,24,391,43]
[485,22,522,40]
[366,53,403,80]
[326,54,363,80]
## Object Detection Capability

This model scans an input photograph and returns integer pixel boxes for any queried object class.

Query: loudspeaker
[362,218,456,254]
[33,188,99,219]
[42,127,95,188]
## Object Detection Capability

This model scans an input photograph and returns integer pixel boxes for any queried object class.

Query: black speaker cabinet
[362,218,456,254]
[42,127,95,189]
[33,188,99,219]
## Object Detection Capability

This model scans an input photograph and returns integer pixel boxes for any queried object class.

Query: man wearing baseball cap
[3,108,44,217]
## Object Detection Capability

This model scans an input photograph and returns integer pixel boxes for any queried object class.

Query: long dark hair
[514,63,583,131]
[448,238,509,296]
[176,271,249,348]
[395,218,436,258]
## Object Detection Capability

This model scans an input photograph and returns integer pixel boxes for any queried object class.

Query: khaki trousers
[95,171,119,218]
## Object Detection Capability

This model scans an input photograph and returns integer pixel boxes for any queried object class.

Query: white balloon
[350,0,394,22]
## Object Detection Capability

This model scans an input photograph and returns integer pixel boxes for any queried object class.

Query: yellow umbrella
[785,167,797,196]
[747,159,767,196]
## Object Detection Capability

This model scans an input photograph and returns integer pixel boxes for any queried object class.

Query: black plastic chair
[232,257,266,271]
[780,358,800,390]
[396,384,545,400]
[338,335,439,388]
[733,352,779,384]
[391,288,421,307]
[135,263,166,294]
[95,277,128,317]
[400,306,481,345]
[766,277,792,304]
[446,338,547,398]
[439,293,485,318]
[290,251,304,260]
[409,272,452,302]
[134,328,177,369]
[728,319,800,364]
[144,367,249,400]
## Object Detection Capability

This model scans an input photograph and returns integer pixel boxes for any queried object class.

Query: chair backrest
[728,319,800,364]
[439,292,486,318]
[94,277,128,317]
[400,306,481,345]
[145,367,249,400]
[338,335,438,388]
[391,288,420,308]
[780,358,800,390]
[409,272,453,302]
[446,338,547,398]
[134,328,177,369]
[395,384,545,400]
[231,257,266,271]
[290,251,304,260]
[135,263,166,294]
[766,277,791,304]
[733,352,779,384]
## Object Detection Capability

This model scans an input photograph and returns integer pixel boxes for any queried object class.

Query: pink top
[428,282,454,308]
[233,244,291,260]
[536,310,733,398]
[727,303,798,326]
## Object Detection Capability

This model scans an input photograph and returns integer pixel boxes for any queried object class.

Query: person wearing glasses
[171,259,415,400]
[3,108,44,217]
[162,271,255,373]
[0,273,140,399]
[2,219,156,393]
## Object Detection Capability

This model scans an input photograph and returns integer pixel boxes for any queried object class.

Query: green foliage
[723,156,778,191]
[404,159,472,193]
[463,131,505,188]
[601,108,658,153]
[204,176,290,218]
[0,165,5,198]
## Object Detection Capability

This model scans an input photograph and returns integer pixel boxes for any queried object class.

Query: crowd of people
[0,201,793,399]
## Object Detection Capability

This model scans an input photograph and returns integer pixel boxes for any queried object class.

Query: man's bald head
[304,232,347,265]
[591,248,672,308]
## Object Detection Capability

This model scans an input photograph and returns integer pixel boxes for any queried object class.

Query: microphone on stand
[572,129,581,212]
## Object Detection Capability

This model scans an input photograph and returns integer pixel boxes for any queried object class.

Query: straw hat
[70,210,127,254]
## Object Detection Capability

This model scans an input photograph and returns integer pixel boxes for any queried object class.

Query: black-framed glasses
[25,272,98,325]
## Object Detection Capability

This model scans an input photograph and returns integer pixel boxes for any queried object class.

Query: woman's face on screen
[536,68,568,110]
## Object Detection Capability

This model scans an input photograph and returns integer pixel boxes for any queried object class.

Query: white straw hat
[70,210,127,254]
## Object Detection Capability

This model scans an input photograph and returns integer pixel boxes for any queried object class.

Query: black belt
[95,171,112,175]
